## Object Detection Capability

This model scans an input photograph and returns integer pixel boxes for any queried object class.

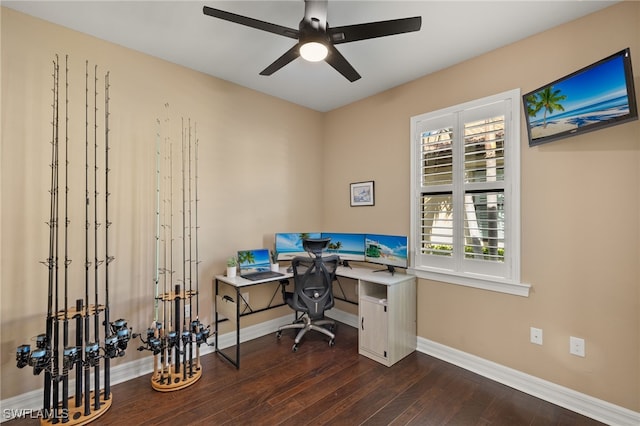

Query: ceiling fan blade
[260,44,301,76]
[303,0,328,31]
[325,45,361,82]
[203,6,299,39]
[329,16,422,44]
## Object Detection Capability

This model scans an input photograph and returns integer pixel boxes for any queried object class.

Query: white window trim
[410,89,530,297]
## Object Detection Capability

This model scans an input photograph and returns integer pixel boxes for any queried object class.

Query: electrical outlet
[184,304,190,318]
[570,336,585,357]
[530,327,543,345]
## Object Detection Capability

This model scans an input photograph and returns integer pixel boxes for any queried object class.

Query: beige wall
[324,1,639,412]
[1,1,639,414]
[1,7,323,398]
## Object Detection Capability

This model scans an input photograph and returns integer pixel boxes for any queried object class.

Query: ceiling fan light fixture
[300,41,328,62]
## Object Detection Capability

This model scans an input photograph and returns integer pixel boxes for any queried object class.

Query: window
[410,89,529,296]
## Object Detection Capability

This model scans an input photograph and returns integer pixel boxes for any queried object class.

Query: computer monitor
[364,234,409,274]
[274,232,322,260]
[321,232,365,261]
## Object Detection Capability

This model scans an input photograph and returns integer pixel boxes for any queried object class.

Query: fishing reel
[148,337,163,355]
[110,318,131,351]
[133,326,164,355]
[104,334,119,359]
[85,342,100,367]
[166,331,179,350]
[191,320,212,346]
[16,334,51,375]
[16,345,31,369]
[181,330,192,347]
[104,318,130,359]
[30,348,51,375]
[63,346,80,370]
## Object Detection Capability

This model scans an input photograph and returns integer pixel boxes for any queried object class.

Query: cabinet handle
[361,317,364,331]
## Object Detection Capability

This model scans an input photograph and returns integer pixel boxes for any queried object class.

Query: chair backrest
[290,254,339,320]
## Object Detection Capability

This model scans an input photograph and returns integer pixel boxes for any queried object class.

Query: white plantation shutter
[411,89,523,293]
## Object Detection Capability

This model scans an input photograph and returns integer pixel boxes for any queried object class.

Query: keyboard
[241,270,284,281]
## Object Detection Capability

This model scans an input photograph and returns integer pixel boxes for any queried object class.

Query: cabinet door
[359,298,388,359]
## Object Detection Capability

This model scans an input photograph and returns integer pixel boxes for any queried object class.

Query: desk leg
[214,279,241,369]
[214,278,219,356]
[235,287,240,369]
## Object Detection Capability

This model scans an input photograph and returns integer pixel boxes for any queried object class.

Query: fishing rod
[83,60,92,418]
[104,70,113,401]
[167,111,175,378]
[61,53,71,420]
[148,117,166,383]
[177,117,186,378]
[51,53,61,421]
[155,119,161,328]
[161,111,171,384]
[153,118,161,384]
[187,121,210,374]
[194,128,199,320]
[154,112,168,385]
[187,119,193,378]
[193,126,205,370]
[42,56,59,416]
[93,64,102,411]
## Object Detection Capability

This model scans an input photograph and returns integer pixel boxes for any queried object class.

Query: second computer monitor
[321,233,365,261]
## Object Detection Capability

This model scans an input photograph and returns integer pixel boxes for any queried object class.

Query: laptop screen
[237,249,271,275]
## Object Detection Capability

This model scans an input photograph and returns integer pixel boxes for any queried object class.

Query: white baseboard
[418,338,640,426]
[3,311,638,426]
[325,308,358,329]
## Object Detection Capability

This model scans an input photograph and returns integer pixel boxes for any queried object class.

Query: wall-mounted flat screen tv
[320,232,365,261]
[523,48,637,147]
[275,232,321,260]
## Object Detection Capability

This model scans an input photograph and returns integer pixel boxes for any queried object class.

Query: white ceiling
[3,0,617,112]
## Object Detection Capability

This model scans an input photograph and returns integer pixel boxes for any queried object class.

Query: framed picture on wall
[350,181,375,207]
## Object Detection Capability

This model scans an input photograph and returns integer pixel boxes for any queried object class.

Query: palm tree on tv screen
[528,86,567,128]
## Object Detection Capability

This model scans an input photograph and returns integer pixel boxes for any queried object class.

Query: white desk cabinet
[336,266,416,367]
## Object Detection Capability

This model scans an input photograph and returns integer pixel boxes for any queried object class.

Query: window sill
[408,267,531,297]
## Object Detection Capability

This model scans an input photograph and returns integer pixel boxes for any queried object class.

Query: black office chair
[276,238,339,352]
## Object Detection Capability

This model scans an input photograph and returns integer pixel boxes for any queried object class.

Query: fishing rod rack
[133,110,211,391]
[15,55,130,425]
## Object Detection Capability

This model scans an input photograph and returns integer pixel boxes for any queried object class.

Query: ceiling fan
[202,0,422,82]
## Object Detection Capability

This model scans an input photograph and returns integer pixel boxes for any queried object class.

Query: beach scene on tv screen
[525,53,631,141]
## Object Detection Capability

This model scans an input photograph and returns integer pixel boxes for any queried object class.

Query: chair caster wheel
[276,331,282,339]
[292,344,298,352]
[328,339,335,347]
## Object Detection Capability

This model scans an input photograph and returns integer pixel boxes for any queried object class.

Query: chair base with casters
[276,313,336,352]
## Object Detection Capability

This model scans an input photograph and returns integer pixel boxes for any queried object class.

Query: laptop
[237,248,283,281]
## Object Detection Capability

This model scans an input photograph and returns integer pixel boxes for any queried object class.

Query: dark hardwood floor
[7,323,604,425]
